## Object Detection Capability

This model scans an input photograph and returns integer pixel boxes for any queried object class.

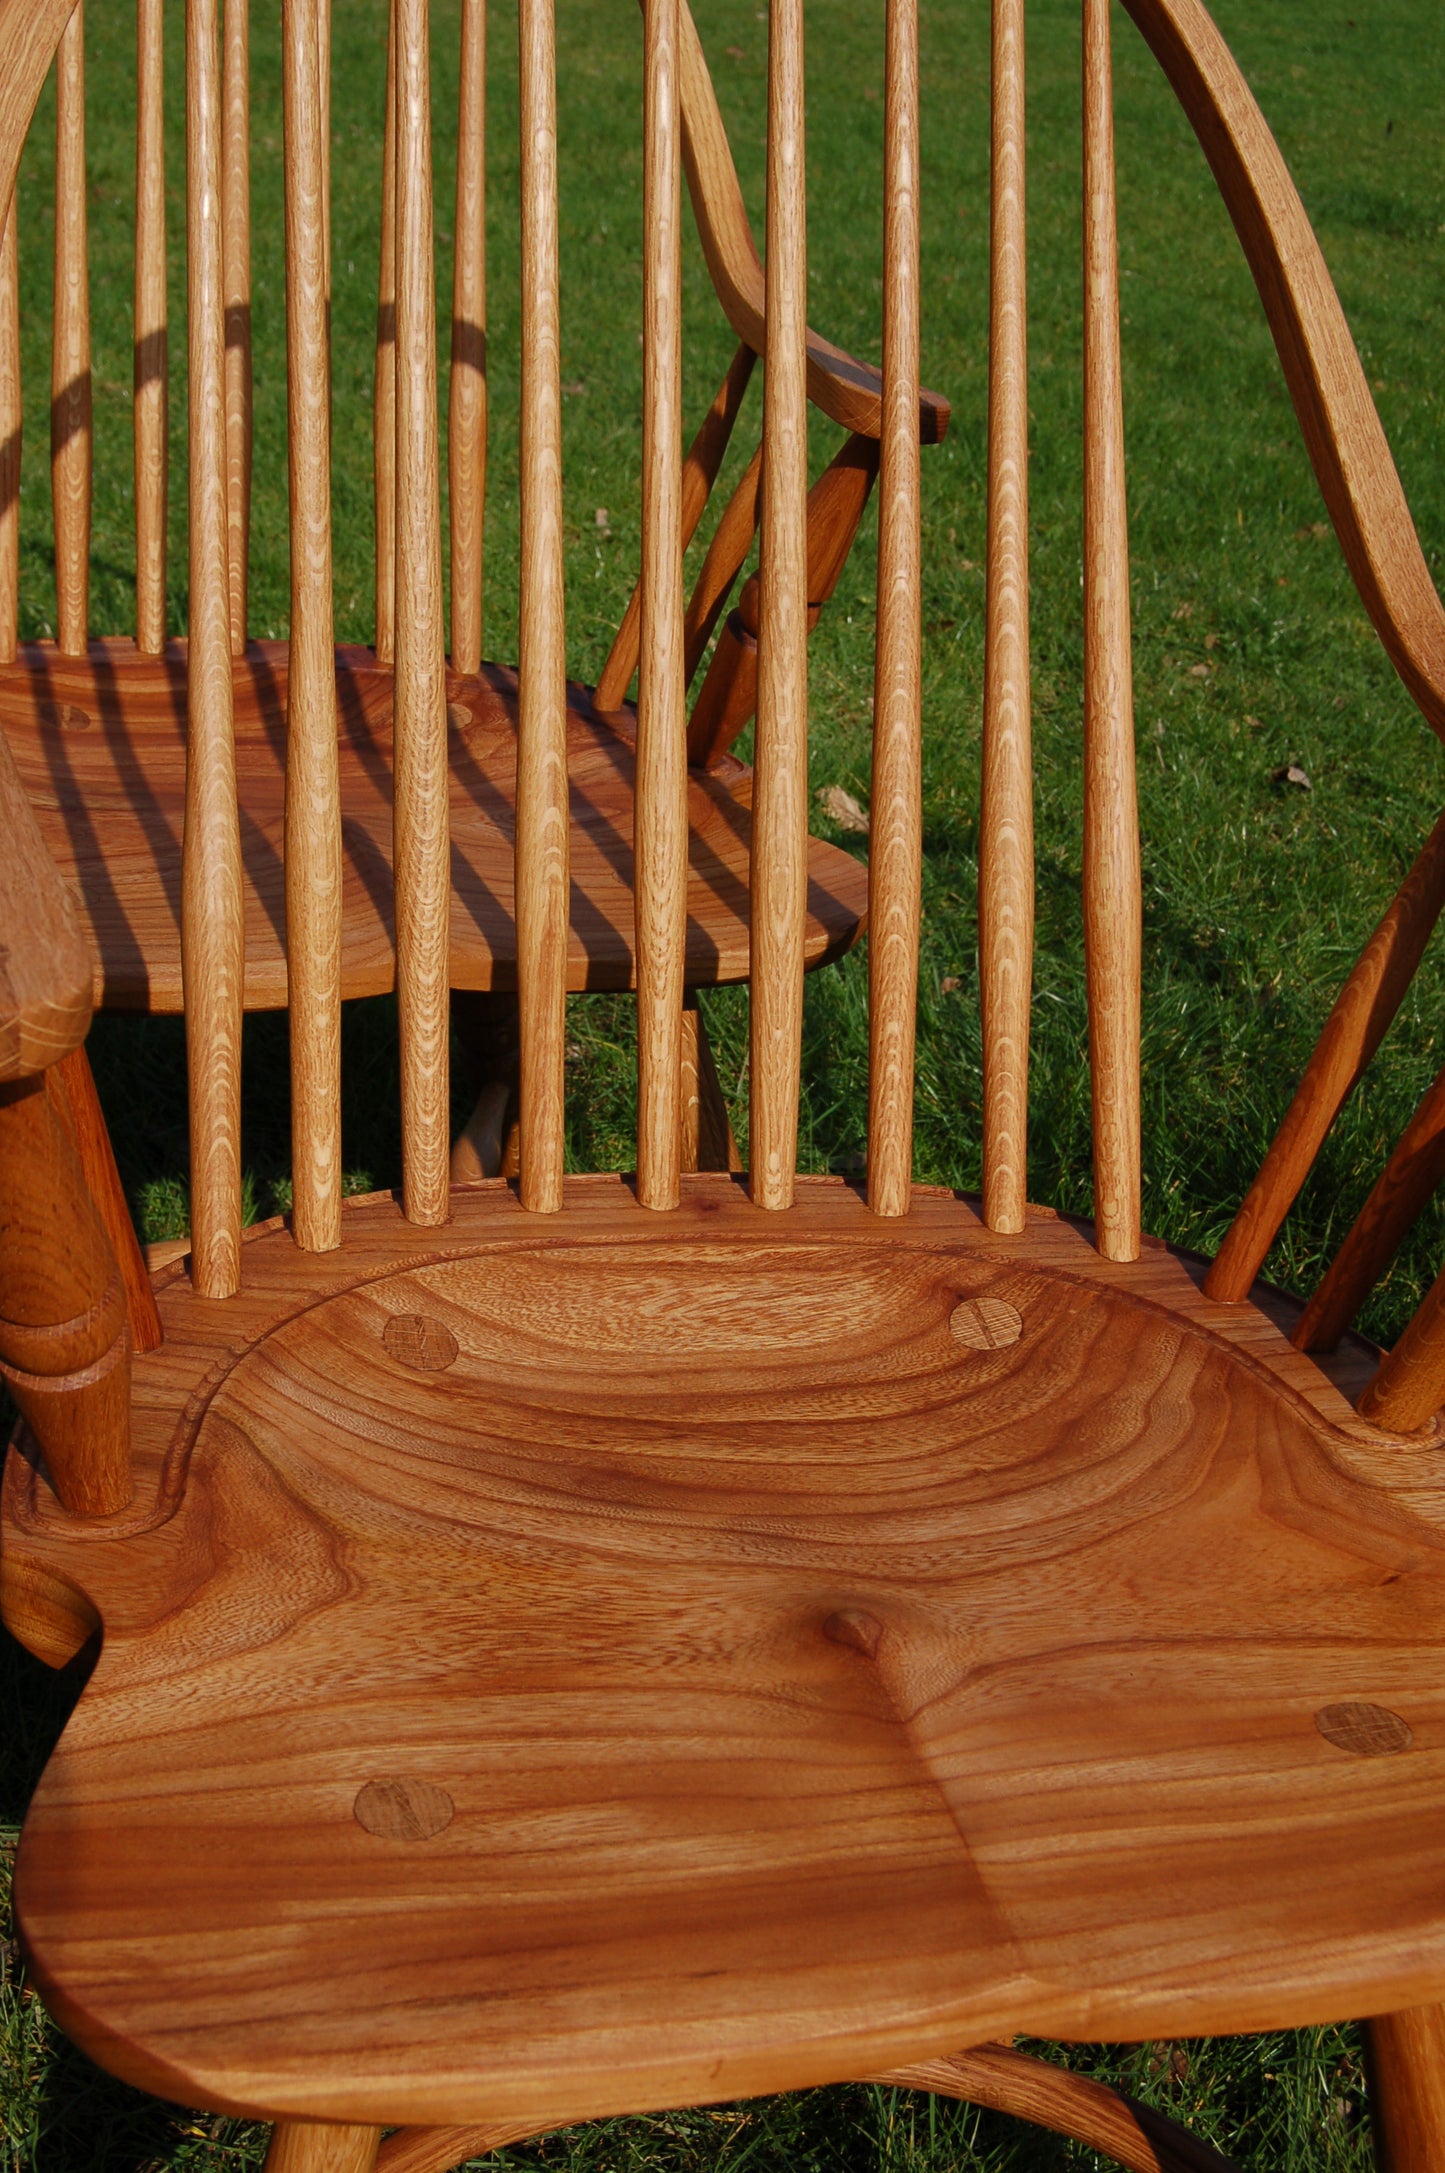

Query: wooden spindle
[1294,1062,1445,1355]
[1357,1267,1445,1435]
[283,0,342,1250]
[135,0,168,655]
[1081,0,1140,1263]
[682,436,760,687]
[184,0,244,1295]
[373,0,396,665]
[865,0,921,1219]
[515,0,568,1213]
[595,340,755,713]
[979,0,1032,1234]
[634,0,686,1209]
[0,194,19,665]
[52,1,91,657]
[394,0,450,1224]
[748,0,808,1213]
[222,0,251,654]
[1206,808,1445,1304]
[319,0,331,305]
[448,0,486,675]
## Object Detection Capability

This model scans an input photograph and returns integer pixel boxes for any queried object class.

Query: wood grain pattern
[222,0,251,656]
[1295,1062,1445,1355]
[373,0,396,667]
[447,0,485,676]
[1120,0,1445,744]
[747,0,807,1212]
[1368,2005,1445,2173]
[0,0,82,248]
[134,0,168,655]
[0,193,17,666]
[675,0,947,449]
[1206,809,1445,1304]
[595,341,755,716]
[1081,0,1140,1265]
[865,0,921,1221]
[282,0,342,1252]
[876,2049,1242,2173]
[264,2122,381,2173]
[7,1176,1445,2125]
[685,434,878,771]
[393,0,450,1226]
[183,0,244,1297]
[978,0,1031,1237]
[634,0,686,1210]
[2,642,868,1009]
[0,1069,130,1515]
[515,0,568,1214]
[51,0,90,658]
[0,710,93,1079]
[50,1043,162,1353]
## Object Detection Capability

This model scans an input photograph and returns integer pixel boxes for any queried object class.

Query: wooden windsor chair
[5,0,1445,2169]
[0,0,948,1232]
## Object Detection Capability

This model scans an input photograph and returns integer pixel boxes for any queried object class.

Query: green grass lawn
[3,0,1444,2161]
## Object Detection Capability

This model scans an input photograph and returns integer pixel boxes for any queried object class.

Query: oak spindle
[319,0,331,305]
[283,0,342,1251]
[0,196,19,665]
[1205,808,1445,1304]
[222,0,251,654]
[394,0,450,1224]
[1295,1060,1445,1354]
[515,0,568,1214]
[134,0,168,654]
[448,0,486,674]
[1081,0,1140,1263]
[52,1,91,657]
[373,0,396,664]
[184,0,244,1295]
[865,0,921,1219]
[634,0,686,1208]
[978,0,1032,1234]
[748,0,808,1213]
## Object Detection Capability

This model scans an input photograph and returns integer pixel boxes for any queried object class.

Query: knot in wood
[41,702,92,731]
[1314,1701,1412,1757]
[353,1777,454,1841]
[949,1296,1023,1351]
[447,701,474,732]
[823,1608,884,1660]
[382,1312,460,1373]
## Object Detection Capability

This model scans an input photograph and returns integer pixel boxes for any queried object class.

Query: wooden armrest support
[1123,0,1445,737]
[678,0,949,446]
[0,719,94,1081]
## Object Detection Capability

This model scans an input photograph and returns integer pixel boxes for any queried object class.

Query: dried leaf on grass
[815,784,869,834]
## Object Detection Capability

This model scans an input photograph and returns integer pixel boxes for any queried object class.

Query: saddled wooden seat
[6,0,1445,2166]
[0,640,864,1006]
[8,1176,1445,2141]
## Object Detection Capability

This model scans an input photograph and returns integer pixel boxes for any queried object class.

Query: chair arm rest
[0,719,94,1081]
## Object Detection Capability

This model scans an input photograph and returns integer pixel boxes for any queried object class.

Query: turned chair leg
[264,2120,382,2173]
[1368,2005,1445,2172]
